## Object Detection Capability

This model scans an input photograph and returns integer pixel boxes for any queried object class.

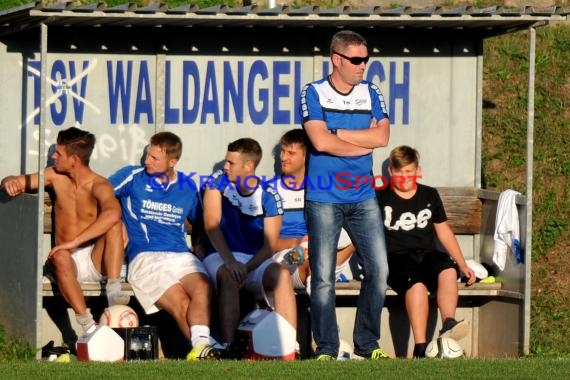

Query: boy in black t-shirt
[376,146,475,358]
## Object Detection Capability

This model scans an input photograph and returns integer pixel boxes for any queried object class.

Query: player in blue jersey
[202,138,296,353]
[272,129,355,292]
[299,30,391,360]
[109,132,220,360]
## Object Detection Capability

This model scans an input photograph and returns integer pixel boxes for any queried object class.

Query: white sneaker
[439,319,469,340]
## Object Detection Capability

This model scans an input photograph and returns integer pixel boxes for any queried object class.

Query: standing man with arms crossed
[1,127,129,339]
[202,138,296,355]
[300,30,391,360]
[109,132,220,360]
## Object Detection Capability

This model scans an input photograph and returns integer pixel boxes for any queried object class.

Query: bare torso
[46,167,108,245]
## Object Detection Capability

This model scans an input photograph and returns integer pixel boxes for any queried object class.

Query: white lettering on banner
[28,58,410,127]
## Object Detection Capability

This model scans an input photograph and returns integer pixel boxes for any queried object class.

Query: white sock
[76,312,95,334]
[190,325,210,347]
[106,278,130,306]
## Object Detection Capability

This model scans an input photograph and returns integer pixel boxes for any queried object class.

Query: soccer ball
[425,337,464,359]
[99,305,139,328]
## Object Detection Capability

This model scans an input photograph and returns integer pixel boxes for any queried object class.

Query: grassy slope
[482,24,570,354]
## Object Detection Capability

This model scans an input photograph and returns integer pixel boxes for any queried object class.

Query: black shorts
[387,250,459,295]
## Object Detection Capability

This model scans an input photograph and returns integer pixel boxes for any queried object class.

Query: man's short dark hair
[330,30,368,56]
[56,127,96,165]
[227,138,262,168]
[150,132,183,160]
[279,129,309,151]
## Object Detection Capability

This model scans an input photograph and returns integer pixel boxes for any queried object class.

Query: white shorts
[203,252,276,303]
[127,252,208,314]
[72,245,103,283]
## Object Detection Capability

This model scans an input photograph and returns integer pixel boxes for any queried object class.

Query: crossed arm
[303,116,390,157]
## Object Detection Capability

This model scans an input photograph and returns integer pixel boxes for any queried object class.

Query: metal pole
[35,22,48,356]
[523,26,536,357]
[474,39,483,189]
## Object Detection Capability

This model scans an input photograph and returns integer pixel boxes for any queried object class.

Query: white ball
[425,337,464,359]
[99,305,139,328]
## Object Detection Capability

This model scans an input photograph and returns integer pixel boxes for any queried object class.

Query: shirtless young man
[1,127,129,336]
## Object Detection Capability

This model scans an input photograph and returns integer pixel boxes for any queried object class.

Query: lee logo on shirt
[383,206,432,231]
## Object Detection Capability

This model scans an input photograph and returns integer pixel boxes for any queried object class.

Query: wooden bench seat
[334,280,521,299]
[43,280,520,299]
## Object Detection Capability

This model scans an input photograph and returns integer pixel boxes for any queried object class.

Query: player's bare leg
[437,268,468,340]
[91,222,130,306]
[156,284,192,339]
[49,250,94,333]
[436,268,459,321]
[263,263,297,329]
[405,282,429,357]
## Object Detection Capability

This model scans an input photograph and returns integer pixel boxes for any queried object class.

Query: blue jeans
[306,198,388,357]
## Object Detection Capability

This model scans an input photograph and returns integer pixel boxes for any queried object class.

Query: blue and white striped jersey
[300,77,389,203]
[109,165,200,263]
[203,170,283,256]
[275,176,307,239]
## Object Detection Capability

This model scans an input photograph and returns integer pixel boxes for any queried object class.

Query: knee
[217,267,239,291]
[48,251,72,271]
[106,221,124,241]
[265,265,292,292]
[407,283,429,297]
[192,274,211,297]
[438,268,459,284]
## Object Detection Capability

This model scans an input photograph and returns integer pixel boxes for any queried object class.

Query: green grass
[0,358,569,379]
[0,0,569,357]
[0,326,35,361]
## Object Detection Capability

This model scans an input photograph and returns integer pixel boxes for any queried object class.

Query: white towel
[493,189,522,271]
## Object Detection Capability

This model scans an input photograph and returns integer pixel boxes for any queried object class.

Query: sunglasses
[334,51,370,65]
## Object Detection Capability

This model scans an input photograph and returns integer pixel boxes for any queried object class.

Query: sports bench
[38,187,527,358]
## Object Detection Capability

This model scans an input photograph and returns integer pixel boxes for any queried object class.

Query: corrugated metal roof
[0,2,568,37]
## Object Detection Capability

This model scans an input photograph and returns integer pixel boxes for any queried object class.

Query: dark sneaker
[439,318,469,340]
[218,342,245,360]
[186,344,221,361]
[42,340,71,360]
